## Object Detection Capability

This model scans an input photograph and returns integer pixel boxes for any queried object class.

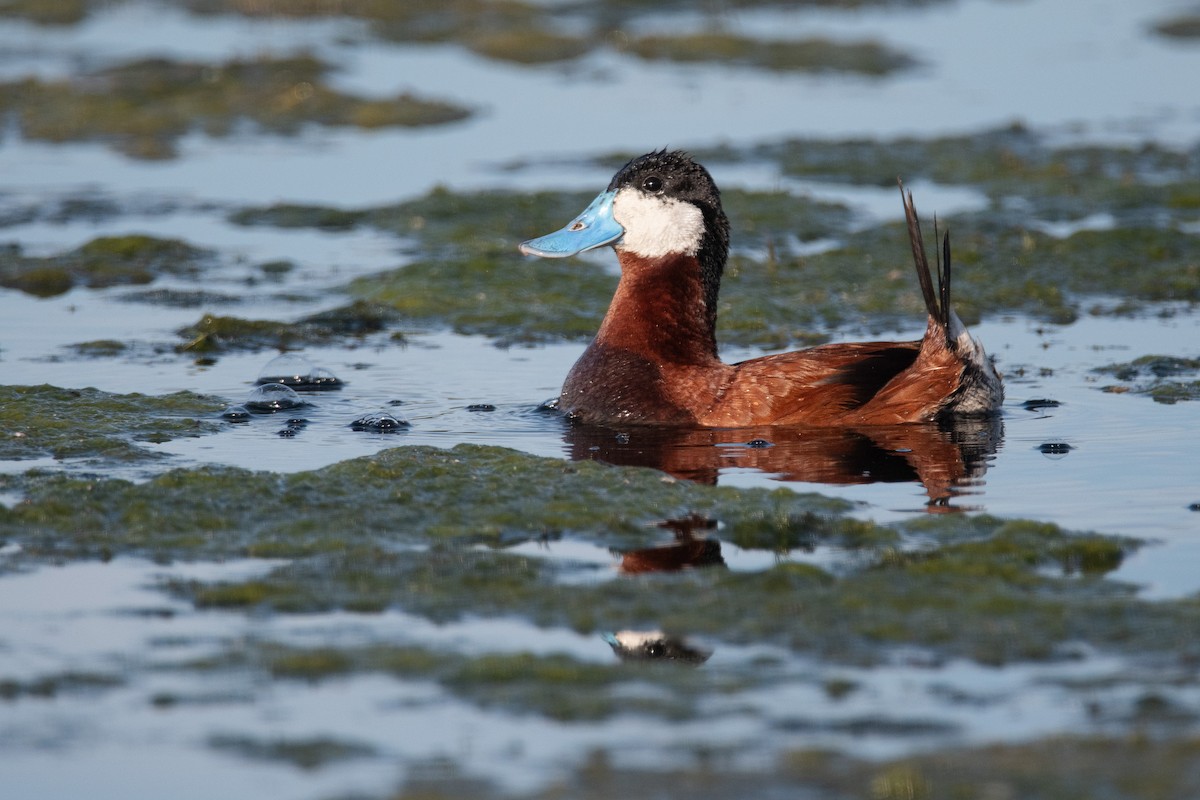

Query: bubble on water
[256,354,343,390]
[306,366,343,389]
[244,382,307,413]
[256,354,312,385]
[746,438,773,448]
[351,411,410,433]
[1037,440,1073,459]
[277,418,308,438]
[221,404,250,422]
[466,404,496,412]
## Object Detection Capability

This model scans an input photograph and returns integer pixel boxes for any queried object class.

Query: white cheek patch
[607,630,667,649]
[612,189,706,258]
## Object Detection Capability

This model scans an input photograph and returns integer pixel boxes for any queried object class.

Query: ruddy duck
[520,150,1002,427]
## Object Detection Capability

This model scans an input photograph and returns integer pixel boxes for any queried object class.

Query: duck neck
[591,251,721,365]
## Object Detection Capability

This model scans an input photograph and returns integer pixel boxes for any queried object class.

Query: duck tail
[898,178,952,345]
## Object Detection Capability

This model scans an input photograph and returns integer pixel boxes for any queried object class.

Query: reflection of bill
[564,415,1003,512]
[602,630,712,666]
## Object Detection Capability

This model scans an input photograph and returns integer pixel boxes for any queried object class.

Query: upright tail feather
[937,217,950,334]
[898,179,952,345]
[898,178,1004,415]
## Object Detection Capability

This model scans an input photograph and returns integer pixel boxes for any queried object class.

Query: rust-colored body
[561,251,971,427]
[524,152,1003,429]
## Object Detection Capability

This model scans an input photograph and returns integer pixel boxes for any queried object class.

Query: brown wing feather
[699,341,929,426]
[849,318,964,424]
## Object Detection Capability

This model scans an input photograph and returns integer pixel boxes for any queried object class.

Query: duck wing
[699,341,931,426]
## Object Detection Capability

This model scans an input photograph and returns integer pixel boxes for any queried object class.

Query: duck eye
[642,176,663,193]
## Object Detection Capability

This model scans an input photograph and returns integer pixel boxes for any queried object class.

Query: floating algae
[0,235,213,298]
[0,54,471,159]
[0,384,224,462]
[177,302,398,354]
[225,136,1200,347]
[1095,355,1200,404]
[175,0,919,74]
[620,32,917,76]
[0,444,1178,671]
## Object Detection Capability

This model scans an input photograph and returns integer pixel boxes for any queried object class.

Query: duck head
[601,630,713,665]
[520,150,729,259]
[520,150,731,329]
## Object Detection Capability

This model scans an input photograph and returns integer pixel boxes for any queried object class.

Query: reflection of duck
[567,415,1003,510]
[618,513,726,573]
[520,150,1003,427]
[602,630,712,666]
[607,518,718,666]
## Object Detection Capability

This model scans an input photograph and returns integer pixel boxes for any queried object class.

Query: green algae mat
[0,54,470,159]
[3,440,1200,798]
[1096,355,1200,404]
[0,385,224,462]
[0,442,1188,676]
[220,129,1200,349]
[0,1,921,74]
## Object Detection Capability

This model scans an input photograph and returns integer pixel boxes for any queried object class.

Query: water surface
[2,1,1200,798]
